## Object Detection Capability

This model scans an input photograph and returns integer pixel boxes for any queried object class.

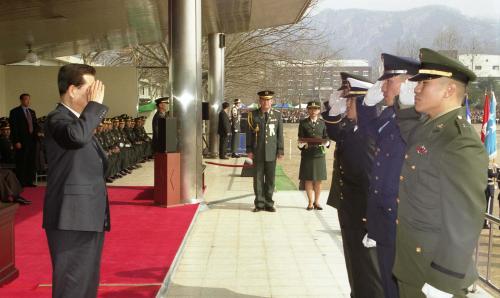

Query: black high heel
[313,203,323,210]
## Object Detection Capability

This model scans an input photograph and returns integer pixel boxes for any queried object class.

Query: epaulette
[454,115,473,136]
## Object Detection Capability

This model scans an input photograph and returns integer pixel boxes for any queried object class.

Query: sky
[315,0,500,20]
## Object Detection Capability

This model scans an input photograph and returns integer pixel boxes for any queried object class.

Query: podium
[154,153,181,207]
[0,203,19,286]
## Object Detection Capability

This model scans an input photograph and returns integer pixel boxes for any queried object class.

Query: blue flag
[465,95,471,124]
[485,91,497,160]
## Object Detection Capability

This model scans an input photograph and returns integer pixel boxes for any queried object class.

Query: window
[475,66,482,70]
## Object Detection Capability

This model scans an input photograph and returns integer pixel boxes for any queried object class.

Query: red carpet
[0,186,198,298]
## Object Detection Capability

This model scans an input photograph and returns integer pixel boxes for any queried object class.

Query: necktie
[25,109,33,134]
[264,112,269,123]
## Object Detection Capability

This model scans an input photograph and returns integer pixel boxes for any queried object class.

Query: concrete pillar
[207,33,225,158]
[168,0,202,202]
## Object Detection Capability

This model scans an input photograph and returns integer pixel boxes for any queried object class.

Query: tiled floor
[110,158,493,298]
[162,157,351,298]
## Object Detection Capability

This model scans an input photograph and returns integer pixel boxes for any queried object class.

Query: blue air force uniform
[364,53,420,298]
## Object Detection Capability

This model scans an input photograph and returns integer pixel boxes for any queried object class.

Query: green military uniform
[246,91,284,211]
[297,103,328,181]
[393,48,488,297]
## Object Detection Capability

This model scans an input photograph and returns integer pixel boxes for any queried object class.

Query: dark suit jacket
[218,110,231,136]
[9,105,37,146]
[43,102,110,232]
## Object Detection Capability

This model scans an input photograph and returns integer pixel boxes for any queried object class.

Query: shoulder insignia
[454,117,473,135]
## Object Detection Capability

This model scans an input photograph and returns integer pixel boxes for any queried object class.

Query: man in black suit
[43,64,109,298]
[9,93,37,186]
[218,101,231,159]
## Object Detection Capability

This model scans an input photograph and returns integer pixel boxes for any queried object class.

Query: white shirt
[61,103,81,118]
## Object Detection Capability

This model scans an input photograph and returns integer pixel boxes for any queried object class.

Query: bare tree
[433,26,462,51]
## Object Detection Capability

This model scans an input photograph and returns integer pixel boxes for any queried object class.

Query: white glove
[421,283,453,298]
[399,80,418,106]
[362,233,377,248]
[363,81,384,106]
[329,97,347,116]
[298,142,308,149]
[322,140,331,147]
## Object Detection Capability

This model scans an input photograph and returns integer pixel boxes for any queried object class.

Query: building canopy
[0,0,312,64]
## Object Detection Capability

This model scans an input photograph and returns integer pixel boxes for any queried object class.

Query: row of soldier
[244,48,487,298]
[94,116,153,183]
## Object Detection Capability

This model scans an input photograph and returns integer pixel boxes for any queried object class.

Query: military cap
[0,122,10,130]
[346,77,373,97]
[306,101,321,109]
[378,53,420,81]
[155,97,170,105]
[112,117,119,122]
[337,72,372,91]
[257,90,275,99]
[234,98,241,104]
[410,48,476,84]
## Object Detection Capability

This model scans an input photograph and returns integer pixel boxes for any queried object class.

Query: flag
[485,91,497,160]
[465,95,471,124]
[481,92,490,143]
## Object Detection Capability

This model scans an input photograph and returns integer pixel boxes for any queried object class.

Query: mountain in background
[312,5,500,64]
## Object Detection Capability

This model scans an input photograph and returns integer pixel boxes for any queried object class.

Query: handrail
[474,213,500,294]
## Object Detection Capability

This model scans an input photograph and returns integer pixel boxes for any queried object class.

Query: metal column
[207,33,225,158]
[169,0,202,202]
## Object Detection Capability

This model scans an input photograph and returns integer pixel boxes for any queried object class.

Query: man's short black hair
[19,93,30,100]
[57,64,96,96]
[222,102,230,109]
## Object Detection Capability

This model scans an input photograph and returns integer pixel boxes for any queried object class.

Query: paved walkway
[150,157,493,298]
[160,157,349,298]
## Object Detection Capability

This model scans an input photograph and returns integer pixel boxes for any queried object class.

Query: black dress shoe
[24,183,37,187]
[265,206,276,212]
[106,177,114,183]
[313,204,323,210]
[220,157,229,160]
[14,196,31,205]
[231,153,240,158]
[252,207,263,212]
[306,206,314,211]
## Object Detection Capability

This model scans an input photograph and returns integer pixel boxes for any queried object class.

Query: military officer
[230,98,242,157]
[393,48,488,298]
[325,74,384,298]
[298,100,329,210]
[246,90,284,212]
[152,97,169,153]
[363,53,420,298]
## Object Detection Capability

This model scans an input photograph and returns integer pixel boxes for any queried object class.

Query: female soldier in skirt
[298,101,330,210]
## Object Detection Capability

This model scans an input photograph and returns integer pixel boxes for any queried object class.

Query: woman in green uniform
[298,101,330,210]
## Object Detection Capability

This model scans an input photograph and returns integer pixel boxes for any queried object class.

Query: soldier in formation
[393,48,487,298]
[363,53,420,298]
[324,73,384,298]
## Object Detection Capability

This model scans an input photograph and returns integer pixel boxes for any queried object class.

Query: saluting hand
[88,80,105,104]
